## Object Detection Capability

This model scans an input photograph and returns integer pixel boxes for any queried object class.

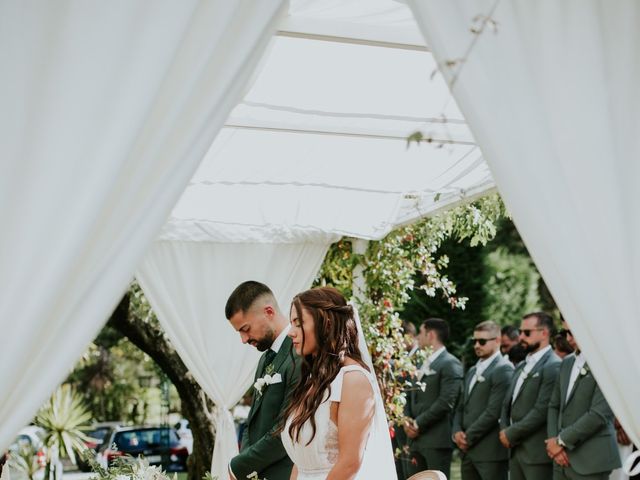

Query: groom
[225,281,299,480]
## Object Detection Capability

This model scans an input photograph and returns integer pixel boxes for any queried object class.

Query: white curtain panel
[409,0,640,448]
[136,240,331,477]
[0,0,285,452]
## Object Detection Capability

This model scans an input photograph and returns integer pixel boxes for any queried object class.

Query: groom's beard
[254,329,276,352]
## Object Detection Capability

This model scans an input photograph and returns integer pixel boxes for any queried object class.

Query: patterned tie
[261,349,277,375]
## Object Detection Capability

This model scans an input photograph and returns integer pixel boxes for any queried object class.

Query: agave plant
[35,384,93,478]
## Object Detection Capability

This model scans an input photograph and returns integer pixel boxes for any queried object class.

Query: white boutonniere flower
[580,367,588,376]
[532,372,540,378]
[476,374,485,383]
[253,372,282,395]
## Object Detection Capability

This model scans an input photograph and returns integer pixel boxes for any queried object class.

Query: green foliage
[402,239,487,362]
[67,283,181,424]
[35,384,92,465]
[482,247,541,325]
[402,217,546,366]
[315,193,507,423]
[67,333,156,423]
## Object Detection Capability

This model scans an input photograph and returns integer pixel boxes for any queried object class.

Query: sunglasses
[471,337,497,346]
[521,328,544,337]
[558,328,573,338]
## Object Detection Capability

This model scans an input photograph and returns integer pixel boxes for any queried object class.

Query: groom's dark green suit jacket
[230,336,300,480]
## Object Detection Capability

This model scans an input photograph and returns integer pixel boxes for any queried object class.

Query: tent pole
[351,239,369,303]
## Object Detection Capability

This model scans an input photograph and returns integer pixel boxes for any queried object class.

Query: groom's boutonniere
[476,374,486,383]
[254,365,282,395]
[580,365,589,376]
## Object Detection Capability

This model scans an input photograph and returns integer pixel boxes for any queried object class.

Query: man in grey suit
[546,319,620,479]
[500,311,561,480]
[404,318,463,479]
[453,321,514,480]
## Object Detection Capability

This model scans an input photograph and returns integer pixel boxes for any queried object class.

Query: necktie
[261,349,277,374]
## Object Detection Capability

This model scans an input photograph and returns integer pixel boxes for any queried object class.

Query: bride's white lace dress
[281,364,396,480]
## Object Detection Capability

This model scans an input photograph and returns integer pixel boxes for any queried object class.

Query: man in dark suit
[225,281,300,480]
[393,320,419,480]
[403,318,463,479]
[454,321,514,480]
[500,311,561,480]
[546,320,620,479]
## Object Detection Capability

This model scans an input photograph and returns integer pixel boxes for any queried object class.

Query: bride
[280,287,397,480]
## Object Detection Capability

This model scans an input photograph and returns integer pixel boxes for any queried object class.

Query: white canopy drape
[136,241,331,478]
[0,0,285,453]
[409,0,640,452]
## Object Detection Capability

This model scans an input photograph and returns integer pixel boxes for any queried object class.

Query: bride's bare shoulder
[341,356,370,369]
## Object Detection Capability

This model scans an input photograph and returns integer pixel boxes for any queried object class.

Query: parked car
[77,422,122,472]
[96,426,188,472]
[173,420,193,454]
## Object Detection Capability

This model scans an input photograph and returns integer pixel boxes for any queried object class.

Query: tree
[106,290,215,480]
[315,193,508,422]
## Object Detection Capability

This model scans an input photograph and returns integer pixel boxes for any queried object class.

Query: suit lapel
[247,351,269,423]
[565,358,586,406]
[514,350,553,408]
[429,349,447,371]
[506,361,524,404]
[527,349,551,378]
[248,337,293,423]
[271,336,292,373]
[468,355,500,402]
[464,365,477,403]
[514,349,552,403]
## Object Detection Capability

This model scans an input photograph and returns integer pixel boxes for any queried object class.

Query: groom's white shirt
[271,324,291,353]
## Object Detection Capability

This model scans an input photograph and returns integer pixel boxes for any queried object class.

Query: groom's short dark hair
[225,281,274,319]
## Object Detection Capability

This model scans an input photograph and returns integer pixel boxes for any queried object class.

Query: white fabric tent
[136,241,329,479]
[409,0,640,469]
[4,0,640,476]
[161,13,494,243]
[137,1,494,473]
[0,0,286,454]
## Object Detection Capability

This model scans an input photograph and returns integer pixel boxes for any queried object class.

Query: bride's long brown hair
[281,286,369,445]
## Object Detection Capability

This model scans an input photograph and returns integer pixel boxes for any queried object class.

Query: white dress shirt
[270,324,291,353]
[417,345,445,378]
[512,345,551,402]
[566,352,586,403]
[469,349,501,393]
[428,345,446,364]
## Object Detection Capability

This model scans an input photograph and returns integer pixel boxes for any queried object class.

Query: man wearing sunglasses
[500,312,561,480]
[546,320,619,479]
[453,321,514,480]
